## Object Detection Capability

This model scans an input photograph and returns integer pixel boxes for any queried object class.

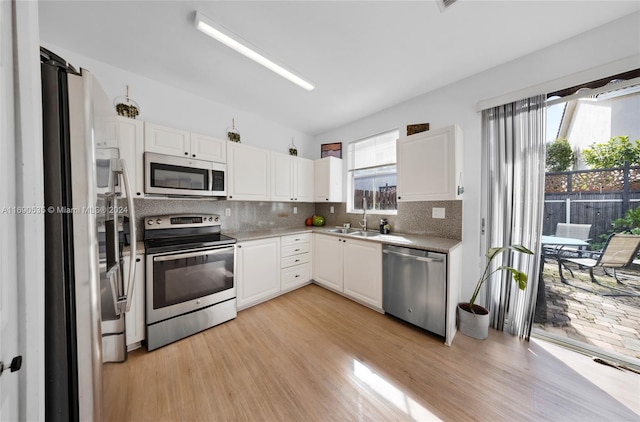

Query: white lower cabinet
[343,239,382,309]
[236,237,281,310]
[281,233,312,291]
[313,233,382,310]
[123,252,145,350]
[312,234,344,291]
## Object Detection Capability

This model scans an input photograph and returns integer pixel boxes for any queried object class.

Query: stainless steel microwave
[144,152,226,197]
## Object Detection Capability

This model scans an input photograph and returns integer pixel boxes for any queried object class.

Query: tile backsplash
[133,198,315,237]
[315,201,462,240]
[132,199,461,240]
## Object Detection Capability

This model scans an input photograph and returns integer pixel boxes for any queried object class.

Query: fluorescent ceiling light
[194,11,315,92]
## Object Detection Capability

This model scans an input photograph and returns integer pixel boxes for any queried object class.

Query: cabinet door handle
[184,152,188,155]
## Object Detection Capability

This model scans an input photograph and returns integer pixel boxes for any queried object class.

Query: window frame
[347,129,399,215]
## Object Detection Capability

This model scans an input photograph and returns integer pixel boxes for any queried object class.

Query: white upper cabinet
[144,123,190,157]
[111,116,144,198]
[270,153,315,202]
[98,116,120,148]
[295,157,315,202]
[270,152,295,202]
[314,156,343,202]
[396,124,463,202]
[227,142,270,201]
[190,132,227,163]
[144,123,226,163]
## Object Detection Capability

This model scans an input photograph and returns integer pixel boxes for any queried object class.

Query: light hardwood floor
[103,284,638,421]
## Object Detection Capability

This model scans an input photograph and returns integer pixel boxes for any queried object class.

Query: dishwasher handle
[382,249,444,263]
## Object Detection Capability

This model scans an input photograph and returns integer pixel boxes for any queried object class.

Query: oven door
[146,245,235,324]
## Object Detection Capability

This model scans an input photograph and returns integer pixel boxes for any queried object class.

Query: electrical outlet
[330,206,334,214]
[432,207,445,219]
[225,208,231,217]
[293,206,298,215]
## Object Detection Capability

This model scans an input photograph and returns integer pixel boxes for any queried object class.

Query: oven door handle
[153,247,231,262]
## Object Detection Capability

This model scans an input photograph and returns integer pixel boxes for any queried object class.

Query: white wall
[314,12,640,304]
[40,42,316,159]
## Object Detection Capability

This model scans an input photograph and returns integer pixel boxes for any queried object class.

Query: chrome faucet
[360,197,367,231]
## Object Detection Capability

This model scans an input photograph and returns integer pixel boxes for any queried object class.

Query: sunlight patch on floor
[352,359,442,421]
[531,337,640,417]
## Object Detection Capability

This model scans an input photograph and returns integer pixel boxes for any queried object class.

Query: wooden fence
[354,185,397,211]
[544,165,640,244]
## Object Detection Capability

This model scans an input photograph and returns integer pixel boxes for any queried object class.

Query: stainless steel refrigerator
[42,47,137,421]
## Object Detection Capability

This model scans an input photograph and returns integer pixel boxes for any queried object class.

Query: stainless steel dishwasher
[382,245,446,336]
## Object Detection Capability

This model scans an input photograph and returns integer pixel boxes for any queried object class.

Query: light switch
[293,206,298,215]
[432,207,445,219]
[330,206,334,213]
[225,208,231,217]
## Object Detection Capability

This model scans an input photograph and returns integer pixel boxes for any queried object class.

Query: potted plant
[458,244,533,339]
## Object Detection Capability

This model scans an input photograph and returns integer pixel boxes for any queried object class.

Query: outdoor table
[537,235,591,317]
[541,235,590,255]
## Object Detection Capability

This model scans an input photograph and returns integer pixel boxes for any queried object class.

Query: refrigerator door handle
[117,158,137,313]
[107,265,120,316]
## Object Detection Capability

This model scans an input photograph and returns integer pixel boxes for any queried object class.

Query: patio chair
[558,233,640,284]
[543,223,592,261]
[555,223,592,241]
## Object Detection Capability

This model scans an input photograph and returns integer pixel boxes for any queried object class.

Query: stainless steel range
[144,214,236,350]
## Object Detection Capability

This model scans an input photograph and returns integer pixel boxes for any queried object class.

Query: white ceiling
[38,1,640,135]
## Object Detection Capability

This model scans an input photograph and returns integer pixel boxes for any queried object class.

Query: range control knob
[147,220,154,225]
[214,217,219,222]
[209,217,213,222]
[156,219,162,225]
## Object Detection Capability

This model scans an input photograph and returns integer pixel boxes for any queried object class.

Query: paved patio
[533,260,640,361]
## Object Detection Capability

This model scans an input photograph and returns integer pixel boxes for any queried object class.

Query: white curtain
[481,95,546,338]
[0,1,44,420]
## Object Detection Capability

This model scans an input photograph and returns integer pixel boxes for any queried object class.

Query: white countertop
[226,227,461,254]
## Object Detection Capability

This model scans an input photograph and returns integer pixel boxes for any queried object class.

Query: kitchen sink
[326,228,356,234]
[348,231,381,238]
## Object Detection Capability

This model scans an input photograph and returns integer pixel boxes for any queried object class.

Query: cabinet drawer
[281,263,311,287]
[281,243,310,257]
[281,233,311,246]
[281,253,310,269]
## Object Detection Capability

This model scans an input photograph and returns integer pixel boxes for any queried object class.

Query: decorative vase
[113,85,140,119]
[227,118,241,143]
[288,138,297,156]
[457,303,490,340]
